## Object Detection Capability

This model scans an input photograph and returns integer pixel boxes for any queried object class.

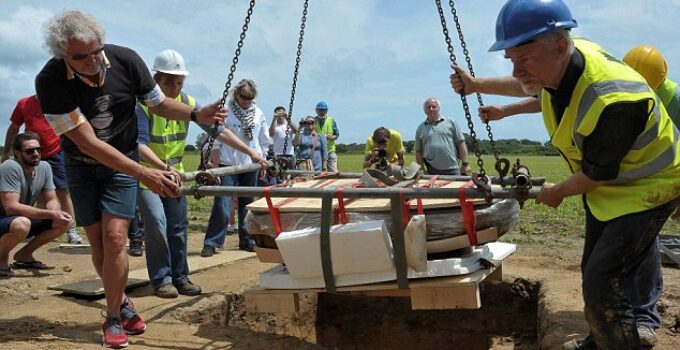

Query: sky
[1,0,679,146]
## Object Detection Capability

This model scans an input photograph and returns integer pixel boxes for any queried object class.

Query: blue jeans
[137,189,189,289]
[204,170,258,249]
[582,199,677,349]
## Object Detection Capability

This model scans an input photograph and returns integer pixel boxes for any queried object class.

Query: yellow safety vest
[656,79,680,127]
[139,92,195,175]
[315,116,336,153]
[541,39,680,221]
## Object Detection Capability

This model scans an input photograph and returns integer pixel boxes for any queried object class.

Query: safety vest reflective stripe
[629,97,661,151]
[148,132,189,144]
[657,79,680,127]
[609,126,680,185]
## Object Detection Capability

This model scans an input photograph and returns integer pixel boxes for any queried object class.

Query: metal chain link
[448,0,501,163]
[434,0,486,177]
[282,0,309,157]
[202,0,256,170]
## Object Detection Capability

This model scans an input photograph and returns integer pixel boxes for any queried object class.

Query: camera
[377,149,387,158]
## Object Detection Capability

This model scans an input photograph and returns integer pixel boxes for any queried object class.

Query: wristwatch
[461,161,470,167]
[190,108,198,122]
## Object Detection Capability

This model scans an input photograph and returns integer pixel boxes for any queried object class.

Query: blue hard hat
[489,0,577,52]
[315,101,328,110]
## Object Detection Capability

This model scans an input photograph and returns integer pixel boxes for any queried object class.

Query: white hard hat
[152,49,189,76]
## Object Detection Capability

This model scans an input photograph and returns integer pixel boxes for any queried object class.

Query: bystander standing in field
[450,1,680,348]
[203,79,270,257]
[415,97,470,175]
[314,101,339,172]
[294,116,327,171]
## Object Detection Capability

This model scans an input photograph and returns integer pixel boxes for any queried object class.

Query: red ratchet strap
[265,179,341,235]
[458,180,478,246]
[263,186,283,236]
[399,189,412,228]
[416,175,439,215]
[334,187,349,225]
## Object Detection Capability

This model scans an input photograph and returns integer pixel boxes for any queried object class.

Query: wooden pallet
[245,261,503,313]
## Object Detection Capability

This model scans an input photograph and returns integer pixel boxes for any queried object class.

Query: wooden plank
[247,179,359,213]
[245,291,300,313]
[255,247,284,263]
[48,278,148,296]
[486,261,503,282]
[411,284,480,309]
[49,250,255,297]
[426,227,499,253]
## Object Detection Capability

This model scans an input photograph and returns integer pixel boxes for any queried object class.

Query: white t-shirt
[213,102,270,166]
[272,121,295,156]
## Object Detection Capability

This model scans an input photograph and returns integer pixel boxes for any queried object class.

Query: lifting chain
[201,0,256,170]
[447,0,502,164]
[281,0,309,159]
[434,0,486,179]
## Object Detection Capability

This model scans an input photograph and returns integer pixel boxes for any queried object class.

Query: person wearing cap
[450,1,680,348]
[268,106,297,165]
[363,127,404,170]
[314,101,339,172]
[33,11,265,348]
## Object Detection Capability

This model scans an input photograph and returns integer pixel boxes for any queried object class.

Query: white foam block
[275,220,395,279]
[259,242,516,290]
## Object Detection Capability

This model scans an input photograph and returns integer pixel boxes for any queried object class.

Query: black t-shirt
[35,44,156,160]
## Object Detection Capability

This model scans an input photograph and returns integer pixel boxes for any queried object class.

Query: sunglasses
[23,147,42,155]
[71,45,105,61]
[304,121,315,125]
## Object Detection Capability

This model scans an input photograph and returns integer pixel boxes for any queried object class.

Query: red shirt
[10,95,61,158]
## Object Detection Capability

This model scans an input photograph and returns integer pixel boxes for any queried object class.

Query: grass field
[181,152,680,248]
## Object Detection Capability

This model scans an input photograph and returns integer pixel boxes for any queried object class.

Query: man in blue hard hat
[450,0,680,349]
[313,101,339,172]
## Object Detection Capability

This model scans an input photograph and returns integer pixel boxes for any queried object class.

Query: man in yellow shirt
[363,127,404,169]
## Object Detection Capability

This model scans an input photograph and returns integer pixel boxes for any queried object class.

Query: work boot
[128,239,144,257]
[638,325,657,347]
[563,335,595,350]
[155,284,179,298]
[102,315,128,348]
[120,297,146,335]
[176,280,202,296]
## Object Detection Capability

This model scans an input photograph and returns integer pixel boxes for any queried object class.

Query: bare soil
[1,230,679,350]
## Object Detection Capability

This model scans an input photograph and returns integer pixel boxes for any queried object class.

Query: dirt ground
[0,231,679,350]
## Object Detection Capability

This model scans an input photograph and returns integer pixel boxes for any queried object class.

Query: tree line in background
[178,132,559,156]
[0,133,559,157]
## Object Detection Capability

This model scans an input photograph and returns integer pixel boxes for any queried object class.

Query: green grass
[181,152,680,246]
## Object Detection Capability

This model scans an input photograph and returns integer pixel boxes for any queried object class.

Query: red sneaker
[102,316,128,348]
[120,298,146,335]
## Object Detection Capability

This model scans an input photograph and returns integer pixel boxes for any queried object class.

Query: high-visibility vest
[541,39,680,221]
[656,79,680,127]
[139,92,195,174]
[315,116,336,153]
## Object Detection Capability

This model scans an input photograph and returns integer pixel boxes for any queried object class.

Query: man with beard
[0,132,72,279]
[450,1,680,348]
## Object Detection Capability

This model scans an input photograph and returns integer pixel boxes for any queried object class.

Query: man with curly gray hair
[35,10,266,348]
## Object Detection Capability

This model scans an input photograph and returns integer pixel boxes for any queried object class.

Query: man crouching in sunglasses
[0,132,72,279]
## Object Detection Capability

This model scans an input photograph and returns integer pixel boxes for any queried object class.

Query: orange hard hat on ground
[623,45,667,90]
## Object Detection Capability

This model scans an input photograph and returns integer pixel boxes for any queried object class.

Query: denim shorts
[0,216,52,237]
[66,156,139,227]
[44,151,68,190]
